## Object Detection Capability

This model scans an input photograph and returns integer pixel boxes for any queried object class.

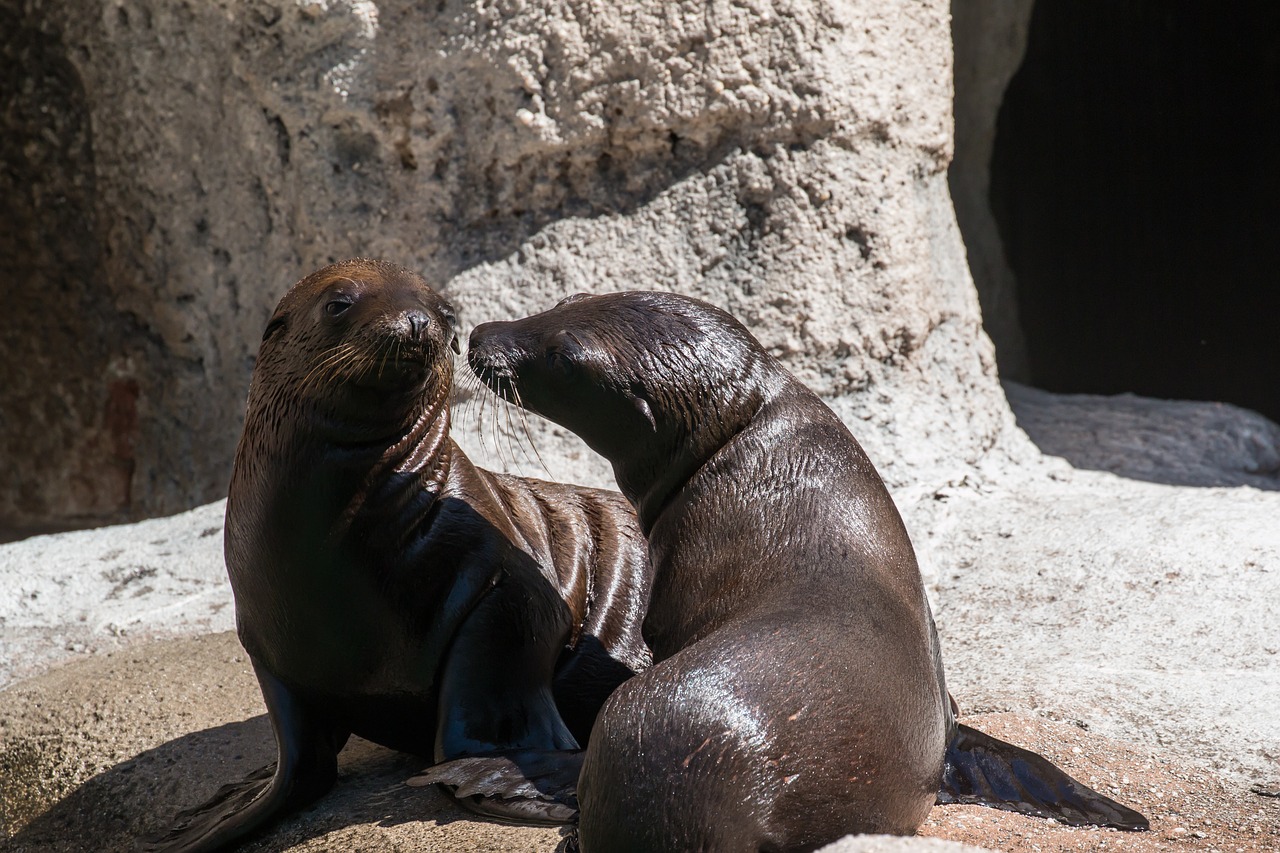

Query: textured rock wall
[2,0,1022,530]
[948,0,1032,381]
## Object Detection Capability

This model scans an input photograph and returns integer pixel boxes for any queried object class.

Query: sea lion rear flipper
[139,763,277,853]
[140,660,346,852]
[936,722,1148,830]
[408,748,583,824]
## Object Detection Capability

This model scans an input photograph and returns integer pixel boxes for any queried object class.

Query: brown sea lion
[143,261,652,852]
[459,290,1147,852]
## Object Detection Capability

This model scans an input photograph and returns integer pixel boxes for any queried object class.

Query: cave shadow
[989,1,1280,426]
[7,716,524,853]
[1004,381,1280,492]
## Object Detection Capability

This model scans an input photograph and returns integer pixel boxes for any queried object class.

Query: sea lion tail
[936,722,1149,831]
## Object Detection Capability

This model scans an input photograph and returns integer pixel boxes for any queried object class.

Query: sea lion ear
[555,292,592,308]
[631,385,657,431]
[262,316,286,342]
[439,306,461,354]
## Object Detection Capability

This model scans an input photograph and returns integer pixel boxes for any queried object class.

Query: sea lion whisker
[508,382,553,479]
[495,380,516,469]
[299,346,344,389]
[462,369,486,441]
[500,391,523,469]
[449,365,470,426]
[300,344,357,394]
[501,384,530,468]
[491,378,509,468]
[476,370,507,465]
[473,370,492,453]
[373,335,394,381]
[328,342,365,384]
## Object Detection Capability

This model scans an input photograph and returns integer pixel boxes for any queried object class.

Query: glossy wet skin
[145,262,653,853]
[249,260,459,442]
[468,292,780,529]
[469,291,950,849]
[468,291,1148,851]
[228,261,469,696]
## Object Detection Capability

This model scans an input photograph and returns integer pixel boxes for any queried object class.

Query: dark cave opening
[990,0,1280,423]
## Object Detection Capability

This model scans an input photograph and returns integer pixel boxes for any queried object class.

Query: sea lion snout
[467,321,529,400]
[378,307,448,353]
[262,260,467,401]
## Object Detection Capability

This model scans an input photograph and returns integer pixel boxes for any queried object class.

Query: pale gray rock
[949,0,1034,380]
[1005,381,1280,490]
[4,0,1011,531]
[902,464,1280,788]
[0,501,231,689]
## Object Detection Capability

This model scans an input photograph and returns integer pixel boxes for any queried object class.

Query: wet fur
[144,262,653,852]
[467,291,1147,852]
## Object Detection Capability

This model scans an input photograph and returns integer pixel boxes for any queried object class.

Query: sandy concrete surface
[3,636,1276,852]
[2,390,1278,851]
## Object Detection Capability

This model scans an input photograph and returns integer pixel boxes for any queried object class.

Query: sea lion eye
[546,349,575,377]
[325,298,353,317]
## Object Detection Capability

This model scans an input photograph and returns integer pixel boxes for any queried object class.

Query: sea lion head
[468,291,776,513]
[247,258,460,442]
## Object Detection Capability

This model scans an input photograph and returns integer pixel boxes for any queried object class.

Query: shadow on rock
[1005,381,1280,491]
[6,717,474,853]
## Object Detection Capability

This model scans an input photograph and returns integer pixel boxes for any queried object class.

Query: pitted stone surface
[3,0,1014,529]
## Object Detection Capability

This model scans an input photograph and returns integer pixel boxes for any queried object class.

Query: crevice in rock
[0,6,133,531]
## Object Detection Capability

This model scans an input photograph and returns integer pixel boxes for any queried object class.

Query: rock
[0,633,564,852]
[901,464,1280,788]
[1005,381,1280,490]
[948,0,1034,381]
[0,632,985,851]
[0,501,231,689]
[3,0,1009,531]
[6,632,1276,851]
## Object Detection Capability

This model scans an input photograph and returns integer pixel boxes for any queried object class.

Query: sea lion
[461,291,1148,851]
[143,261,652,853]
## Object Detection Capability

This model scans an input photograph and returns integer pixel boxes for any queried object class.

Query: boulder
[2,0,1007,531]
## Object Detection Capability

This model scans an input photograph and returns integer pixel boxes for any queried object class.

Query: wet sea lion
[143,261,652,852]
[461,291,1148,851]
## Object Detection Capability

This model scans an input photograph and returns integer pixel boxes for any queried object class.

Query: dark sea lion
[143,261,652,853]
[462,291,1148,851]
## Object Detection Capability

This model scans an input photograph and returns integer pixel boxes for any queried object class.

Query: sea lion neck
[331,377,455,544]
[230,360,456,548]
[615,372,777,535]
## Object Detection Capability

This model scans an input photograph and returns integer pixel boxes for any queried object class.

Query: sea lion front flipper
[936,722,1149,830]
[425,569,583,824]
[407,748,583,824]
[140,660,347,852]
